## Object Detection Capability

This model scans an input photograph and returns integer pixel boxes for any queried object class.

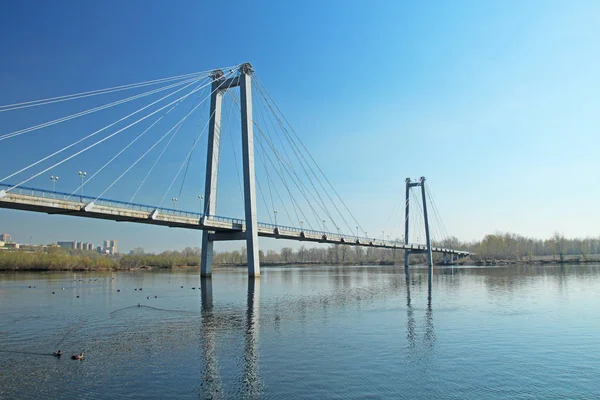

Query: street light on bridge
[274,209,278,227]
[77,171,86,202]
[172,197,178,209]
[50,175,59,197]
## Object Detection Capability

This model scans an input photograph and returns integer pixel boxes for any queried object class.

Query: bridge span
[0,183,470,257]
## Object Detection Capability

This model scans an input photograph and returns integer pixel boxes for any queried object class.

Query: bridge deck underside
[0,191,470,256]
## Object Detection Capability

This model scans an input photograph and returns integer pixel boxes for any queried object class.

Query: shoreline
[2,258,599,273]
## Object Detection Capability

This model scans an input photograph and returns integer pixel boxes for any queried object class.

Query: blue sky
[1,0,599,252]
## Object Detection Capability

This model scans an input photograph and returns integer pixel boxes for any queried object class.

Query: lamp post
[50,175,59,198]
[77,171,87,202]
[172,197,178,209]
[198,195,204,214]
[322,219,326,232]
[300,220,304,231]
[356,226,359,240]
[274,209,278,227]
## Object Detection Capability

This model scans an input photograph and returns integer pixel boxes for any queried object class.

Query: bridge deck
[0,184,470,256]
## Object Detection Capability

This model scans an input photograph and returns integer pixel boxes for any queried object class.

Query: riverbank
[0,259,354,272]
[3,247,600,272]
[469,254,600,266]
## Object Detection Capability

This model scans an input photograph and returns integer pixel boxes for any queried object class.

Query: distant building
[57,241,95,251]
[0,233,11,243]
[5,242,19,249]
[103,240,118,255]
[57,241,77,250]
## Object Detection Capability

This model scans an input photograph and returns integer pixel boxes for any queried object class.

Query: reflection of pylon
[405,276,435,353]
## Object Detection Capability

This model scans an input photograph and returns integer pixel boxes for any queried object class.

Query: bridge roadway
[0,184,470,256]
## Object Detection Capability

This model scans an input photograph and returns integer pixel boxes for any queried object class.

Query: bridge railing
[257,220,426,247]
[154,207,202,219]
[0,183,87,202]
[205,214,245,226]
[0,183,246,225]
[0,183,207,219]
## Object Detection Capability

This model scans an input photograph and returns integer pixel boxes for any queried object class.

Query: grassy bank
[0,250,119,271]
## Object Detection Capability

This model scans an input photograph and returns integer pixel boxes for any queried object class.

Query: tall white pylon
[200,63,261,278]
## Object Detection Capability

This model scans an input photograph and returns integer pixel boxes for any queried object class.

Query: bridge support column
[420,177,434,278]
[240,64,261,278]
[200,63,260,278]
[403,178,411,278]
[451,253,454,264]
[403,177,434,279]
[200,70,225,277]
[443,253,447,265]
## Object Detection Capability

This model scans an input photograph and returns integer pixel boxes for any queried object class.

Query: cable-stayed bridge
[0,63,470,277]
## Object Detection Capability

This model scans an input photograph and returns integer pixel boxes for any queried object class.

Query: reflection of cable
[0,350,55,357]
[55,317,86,347]
[109,304,195,317]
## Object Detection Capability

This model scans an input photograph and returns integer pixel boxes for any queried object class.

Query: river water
[0,264,599,399]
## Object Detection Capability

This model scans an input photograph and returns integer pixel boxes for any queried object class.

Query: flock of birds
[25,277,202,361]
[28,278,202,298]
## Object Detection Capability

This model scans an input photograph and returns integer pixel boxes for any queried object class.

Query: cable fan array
[0,65,458,248]
[0,66,370,240]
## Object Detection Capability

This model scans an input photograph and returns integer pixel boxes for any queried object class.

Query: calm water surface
[1,264,599,399]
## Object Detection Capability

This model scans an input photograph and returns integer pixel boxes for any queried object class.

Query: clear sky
[1,0,599,253]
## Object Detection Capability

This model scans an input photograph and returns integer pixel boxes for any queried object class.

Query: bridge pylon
[200,63,261,277]
[403,177,433,278]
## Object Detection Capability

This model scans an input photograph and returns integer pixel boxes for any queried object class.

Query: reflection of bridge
[0,63,471,278]
[200,278,260,398]
[197,267,435,397]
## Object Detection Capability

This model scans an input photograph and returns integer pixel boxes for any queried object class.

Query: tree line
[205,232,600,264]
[1,231,598,271]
